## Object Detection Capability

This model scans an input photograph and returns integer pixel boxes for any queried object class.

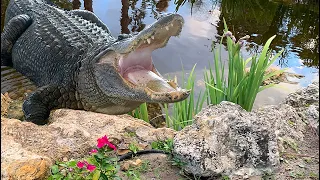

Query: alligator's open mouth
[115,14,184,94]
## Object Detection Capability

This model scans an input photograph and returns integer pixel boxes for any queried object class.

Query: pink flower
[77,161,85,169]
[89,149,98,154]
[102,135,109,141]
[96,135,116,150]
[97,136,108,148]
[87,164,96,172]
[106,142,117,151]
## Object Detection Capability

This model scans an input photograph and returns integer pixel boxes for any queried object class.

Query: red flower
[76,161,85,169]
[96,135,116,150]
[89,149,98,154]
[97,136,108,148]
[87,164,96,172]
[106,142,117,151]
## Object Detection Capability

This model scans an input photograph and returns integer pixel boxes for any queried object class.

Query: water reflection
[119,0,170,34]
[121,0,131,34]
[215,0,319,69]
[72,0,81,9]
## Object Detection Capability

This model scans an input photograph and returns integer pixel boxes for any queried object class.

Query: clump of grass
[164,64,206,131]
[204,18,286,111]
[128,103,149,123]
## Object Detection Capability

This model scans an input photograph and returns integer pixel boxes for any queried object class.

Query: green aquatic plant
[164,64,206,131]
[204,18,285,111]
[128,103,149,123]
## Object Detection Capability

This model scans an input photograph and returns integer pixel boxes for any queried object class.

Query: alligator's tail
[4,0,52,25]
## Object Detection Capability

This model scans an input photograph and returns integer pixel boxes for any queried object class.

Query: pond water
[1,0,319,105]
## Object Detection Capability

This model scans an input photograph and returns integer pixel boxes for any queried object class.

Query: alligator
[1,0,190,125]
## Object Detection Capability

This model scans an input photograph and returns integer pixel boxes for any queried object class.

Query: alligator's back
[5,0,115,86]
[5,0,47,24]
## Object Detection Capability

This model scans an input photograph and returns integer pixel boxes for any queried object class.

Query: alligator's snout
[96,13,189,105]
[110,13,184,54]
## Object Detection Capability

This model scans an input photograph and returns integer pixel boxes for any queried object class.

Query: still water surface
[1,0,319,100]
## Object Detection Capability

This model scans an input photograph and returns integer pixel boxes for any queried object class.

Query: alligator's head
[78,14,190,114]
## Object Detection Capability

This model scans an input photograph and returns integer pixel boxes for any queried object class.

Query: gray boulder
[173,81,319,178]
[284,80,319,132]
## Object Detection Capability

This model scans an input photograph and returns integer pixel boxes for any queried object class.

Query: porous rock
[173,81,319,178]
[173,102,282,177]
[1,109,176,180]
[284,80,319,131]
[173,103,307,178]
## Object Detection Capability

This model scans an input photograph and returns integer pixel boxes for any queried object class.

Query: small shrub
[48,135,120,180]
[164,64,206,130]
[151,138,174,153]
[128,143,140,154]
[204,18,285,111]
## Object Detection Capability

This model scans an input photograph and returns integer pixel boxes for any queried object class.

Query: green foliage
[151,138,187,168]
[222,175,230,180]
[151,138,174,153]
[128,143,140,154]
[128,103,149,123]
[204,18,285,111]
[125,169,141,180]
[125,160,150,180]
[170,156,187,168]
[164,64,206,131]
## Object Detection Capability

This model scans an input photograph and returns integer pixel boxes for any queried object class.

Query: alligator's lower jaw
[119,60,191,103]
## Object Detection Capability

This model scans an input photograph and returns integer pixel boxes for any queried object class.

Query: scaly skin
[1,0,190,125]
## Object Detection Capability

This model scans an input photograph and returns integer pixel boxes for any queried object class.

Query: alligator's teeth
[147,38,151,44]
[165,26,169,31]
[171,23,174,27]
[151,36,155,40]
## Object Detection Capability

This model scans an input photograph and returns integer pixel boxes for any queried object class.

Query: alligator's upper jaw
[108,14,190,102]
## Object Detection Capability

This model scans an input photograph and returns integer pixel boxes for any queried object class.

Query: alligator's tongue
[124,67,175,92]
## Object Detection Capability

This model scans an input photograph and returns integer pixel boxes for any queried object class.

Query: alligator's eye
[117,34,131,41]
[117,32,139,41]
[117,33,134,40]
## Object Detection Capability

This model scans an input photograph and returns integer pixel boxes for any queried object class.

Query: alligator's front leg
[23,85,84,125]
[1,14,32,66]
[70,9,111,34]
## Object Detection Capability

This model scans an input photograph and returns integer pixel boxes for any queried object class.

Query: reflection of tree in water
[215,0,319,68]
[120,0,169,34]
[84,0,93,12]
[72,0,93,12]
[72,0,81,9]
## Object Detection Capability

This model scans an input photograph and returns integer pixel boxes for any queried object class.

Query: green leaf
[58,163,68,168]
[262,68,287,81]
[51,165,60,174]
[51,174,64,180]
[92,170,101,180]
[94,153,105,160]
[67,160,77,167]
[204,82,226,94]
